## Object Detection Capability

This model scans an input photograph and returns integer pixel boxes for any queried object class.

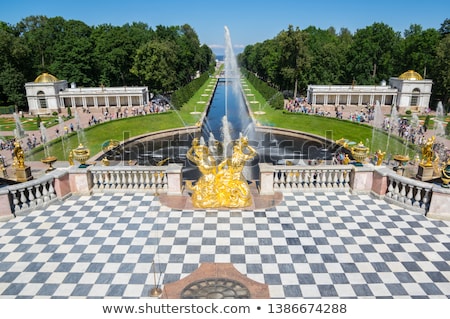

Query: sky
[1,0,449,55]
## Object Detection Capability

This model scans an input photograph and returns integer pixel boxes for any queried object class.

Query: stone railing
[259,163,353,193]
[385,172,433,213]
[372,167,434,214]
[89,164,183,195]
[0,169,70,220]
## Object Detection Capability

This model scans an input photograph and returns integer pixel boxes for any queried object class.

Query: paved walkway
[0,190,449,298]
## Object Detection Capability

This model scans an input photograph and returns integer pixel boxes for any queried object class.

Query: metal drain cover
[181,278,250,299]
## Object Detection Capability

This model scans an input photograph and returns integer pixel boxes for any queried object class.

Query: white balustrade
[89,166,170,193]
[384,172,433,213]
[8,175,57,215]
[271,165,352,191]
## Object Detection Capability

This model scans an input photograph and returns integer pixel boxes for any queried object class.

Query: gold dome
[398,70,423,80]
[34,72,59,83]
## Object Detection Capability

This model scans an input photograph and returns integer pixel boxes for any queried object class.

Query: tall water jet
[58,116,67,160]
[39,122,50,159]
[221,116,233,158]
[74,111,87,146]
[222,26,251,142]
[13,112,25,140]
[385,105,399,158]
[371,100,385,154]
[40,122,57,172]
[434,101,446,137]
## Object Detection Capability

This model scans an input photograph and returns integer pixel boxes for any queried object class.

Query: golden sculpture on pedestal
[375,150,386,166]
[186,136,257,208]
[13,141,25,169]
[420,136,435,167]
[12,140,33,182]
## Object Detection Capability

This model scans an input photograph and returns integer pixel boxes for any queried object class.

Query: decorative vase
[41,156,57,172]
[71,143,90,167]
[351,141,369,163]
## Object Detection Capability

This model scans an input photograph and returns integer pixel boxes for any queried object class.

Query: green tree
[439,18,450,36]
[345,23,401,85]
[400,24,440,78]
[0,22,29,109]
[16,15,59,72]
[304,26,348,85]
[435,34,450,106]
[92,22,152,86]
[131,40,178,93]
[276,25,310,97]
[0,62,27,109]
[49,19,95,86]
[36,114,41,129]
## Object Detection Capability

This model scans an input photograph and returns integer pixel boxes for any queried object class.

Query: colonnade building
[306,70,432,113]
[25,73,150,114]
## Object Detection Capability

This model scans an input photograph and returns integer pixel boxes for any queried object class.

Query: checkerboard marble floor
[1,191,449,299]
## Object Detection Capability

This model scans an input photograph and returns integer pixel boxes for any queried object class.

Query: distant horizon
[1,0,448,57]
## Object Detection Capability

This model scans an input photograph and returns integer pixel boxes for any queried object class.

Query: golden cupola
[398,70,423,80]
[34,72,59,83]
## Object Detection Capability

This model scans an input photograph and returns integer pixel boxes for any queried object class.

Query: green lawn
[0,115,61,132]
[26,112,187,161]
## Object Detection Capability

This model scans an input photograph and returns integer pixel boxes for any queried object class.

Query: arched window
[37,91,47,108]
[410,88,420,106]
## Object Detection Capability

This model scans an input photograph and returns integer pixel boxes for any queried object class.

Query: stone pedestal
[15,166,33,182]
[416,164,434,181]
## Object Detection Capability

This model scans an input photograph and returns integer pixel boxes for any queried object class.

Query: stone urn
[70,143,90,167]
[351,141,369,163]
[441,160,450,188]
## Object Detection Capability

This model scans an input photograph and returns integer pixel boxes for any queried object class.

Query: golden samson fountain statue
[186,136,257,208]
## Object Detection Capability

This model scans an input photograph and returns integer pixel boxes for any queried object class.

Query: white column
[346,94,351,106]
[128,96,132,107]
[323,95,327,105]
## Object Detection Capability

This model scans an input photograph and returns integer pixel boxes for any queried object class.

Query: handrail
[89,165,169,193]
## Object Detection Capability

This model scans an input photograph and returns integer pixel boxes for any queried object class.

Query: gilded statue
[421,136,435,167]
[216,136,257,207]
[375,150,385,166]
[342,154,350,165]
[13,141,25,169]
[186,136,257,208]
[186,138,222,208]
